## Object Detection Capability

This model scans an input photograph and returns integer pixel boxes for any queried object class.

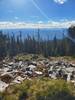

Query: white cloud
[48,20,75,28]
[38,21,43,24]
[14,16,19,20]
[0,20,75,29]
[54,0,67,4]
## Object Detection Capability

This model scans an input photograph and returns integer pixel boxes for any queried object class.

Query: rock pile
[0,57,75,92]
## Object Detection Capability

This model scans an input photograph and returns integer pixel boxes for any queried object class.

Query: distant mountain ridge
[1,28,67,40]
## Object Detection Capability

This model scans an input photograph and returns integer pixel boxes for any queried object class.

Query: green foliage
[68,25,75,39]
[1,78,75,100]
[15,54,45,61]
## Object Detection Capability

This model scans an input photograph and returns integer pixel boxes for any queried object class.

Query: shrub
[1,78,75,100]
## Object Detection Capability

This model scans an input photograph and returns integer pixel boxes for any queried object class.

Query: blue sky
[0,0,75,23]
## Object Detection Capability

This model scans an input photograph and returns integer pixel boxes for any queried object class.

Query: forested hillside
[0,26,75,59]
